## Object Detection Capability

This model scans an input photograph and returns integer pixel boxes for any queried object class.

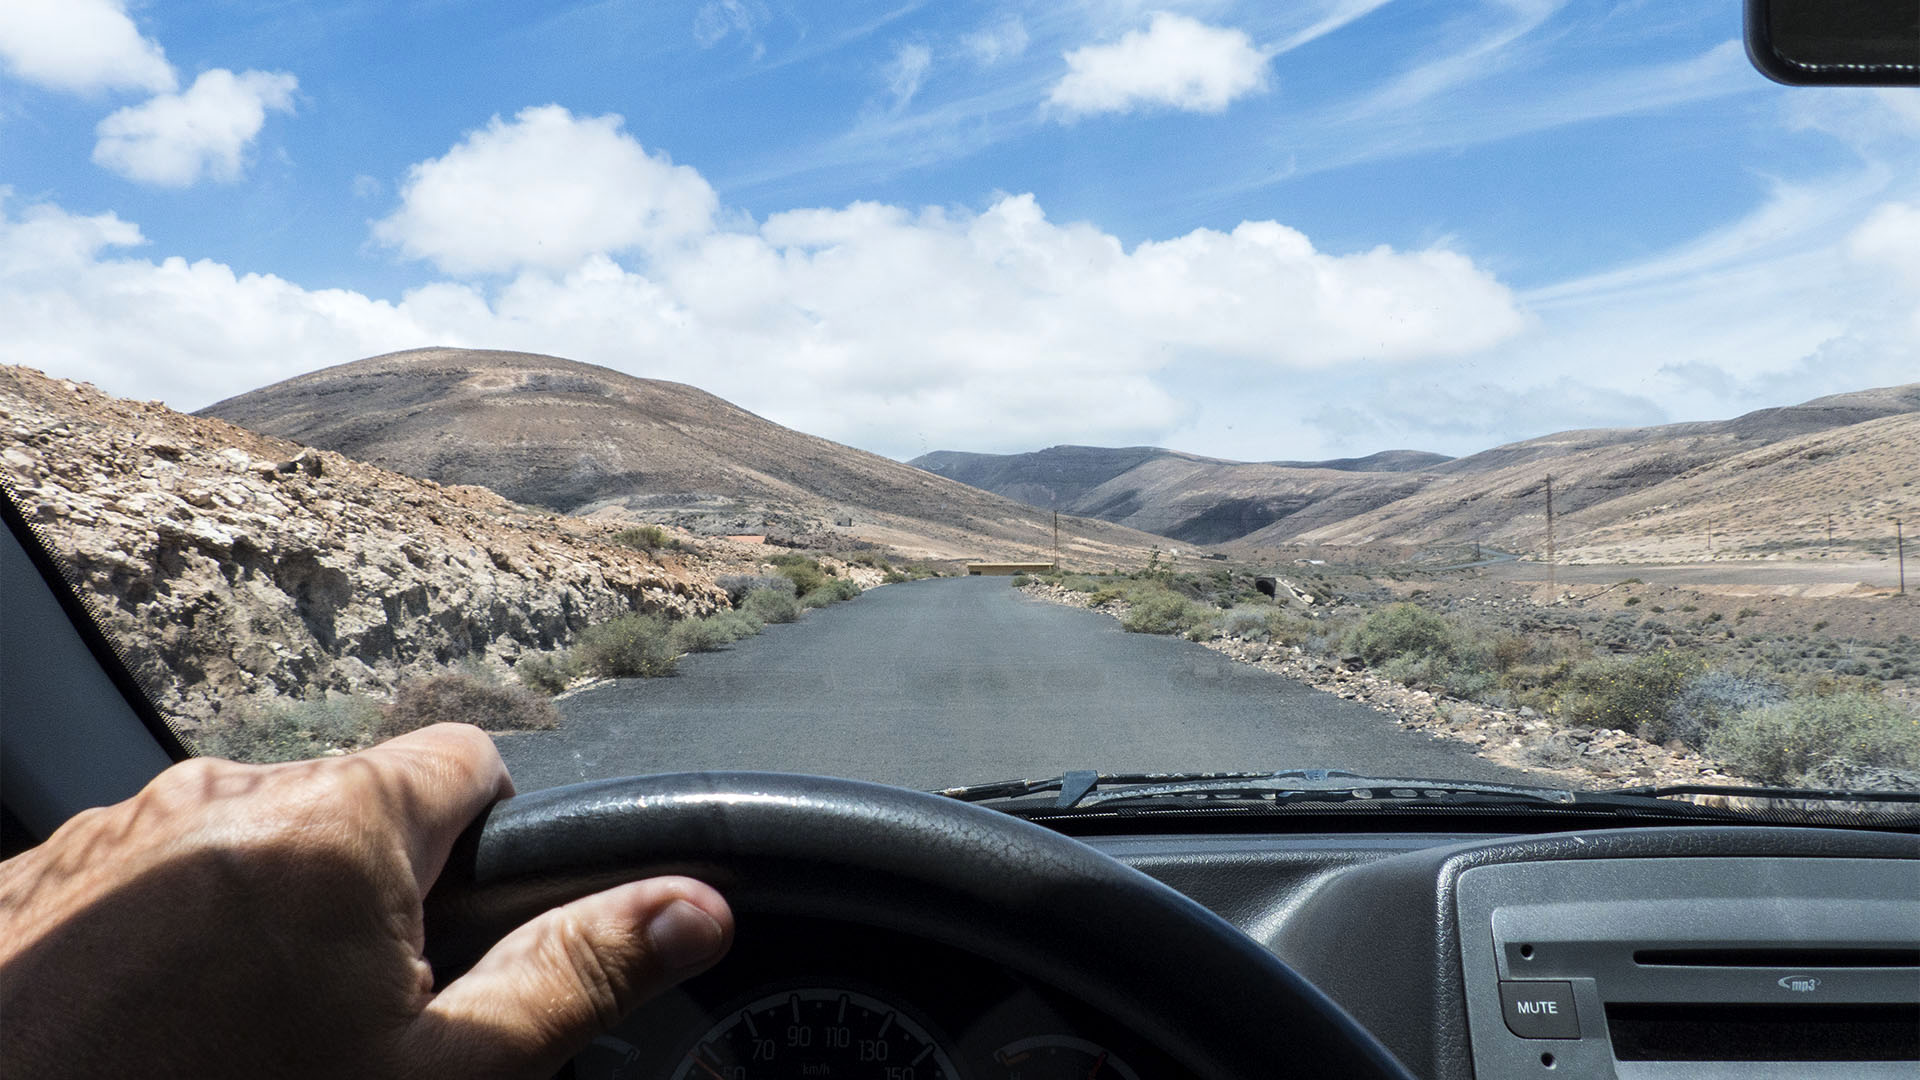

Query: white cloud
[1,161,1525,456]
[372,105,718,276]
[962,15,1028,66]
[0,194,428,406]
[884,43,932,111]
[692,0,765,57]
[0,0,175,96]
[1048,13,1269,118]
[92,69,297,186]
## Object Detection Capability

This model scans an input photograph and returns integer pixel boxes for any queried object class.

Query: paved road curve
[496,576,1549,793]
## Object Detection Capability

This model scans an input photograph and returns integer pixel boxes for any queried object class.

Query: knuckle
[554,913,642,1032]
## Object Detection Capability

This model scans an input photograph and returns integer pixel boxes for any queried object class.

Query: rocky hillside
[200,349,1166,565]
[920,384,1919,555]
[1,365,737,731]
[1281,385,1920,556]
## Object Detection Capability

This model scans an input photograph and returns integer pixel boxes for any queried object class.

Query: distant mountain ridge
[908,445,1450,544]
[915,385,1920,552]
[199,348,1169,563]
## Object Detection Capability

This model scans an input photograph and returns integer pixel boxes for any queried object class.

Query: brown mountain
[1255,384,1920,555]
[909,445,1446,544]
[197,348,1164,564]
[916,385,1919,556]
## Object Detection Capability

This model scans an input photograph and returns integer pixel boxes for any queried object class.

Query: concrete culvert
[1254,577,1278,598]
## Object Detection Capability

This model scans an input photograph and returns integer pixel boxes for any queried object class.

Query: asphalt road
[495,576,1546,793]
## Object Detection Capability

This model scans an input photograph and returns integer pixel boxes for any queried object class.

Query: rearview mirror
[1745,0,1920,85]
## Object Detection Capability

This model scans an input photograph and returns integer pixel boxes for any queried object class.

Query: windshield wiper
[936,773,1920,817]
[938,770,1580,811]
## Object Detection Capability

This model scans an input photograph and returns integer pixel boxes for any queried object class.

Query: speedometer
[669,987,962,1080]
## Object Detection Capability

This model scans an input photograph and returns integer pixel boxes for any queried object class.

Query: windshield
[2,1,1916,802]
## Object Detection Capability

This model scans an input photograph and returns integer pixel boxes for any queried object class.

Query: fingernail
[647,899,725,970]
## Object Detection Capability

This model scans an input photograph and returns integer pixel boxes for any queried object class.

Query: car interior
[5,5,1920,1080]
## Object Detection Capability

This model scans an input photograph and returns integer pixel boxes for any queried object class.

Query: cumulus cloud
[0,194,428,405]
[883,43,932,111]
[0,0,174,95]
[92,69,297,186]
[1048,13,1269,118]
[372,106,718,276]
[3,157,1526,455]
[962,15,1028,66]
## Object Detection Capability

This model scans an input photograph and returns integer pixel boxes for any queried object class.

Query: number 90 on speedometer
[669,988,961,1080]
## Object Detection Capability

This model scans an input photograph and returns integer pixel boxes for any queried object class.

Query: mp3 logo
[1778,976,1821,993]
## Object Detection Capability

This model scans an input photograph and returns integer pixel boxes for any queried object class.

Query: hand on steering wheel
[0,724,733,1079]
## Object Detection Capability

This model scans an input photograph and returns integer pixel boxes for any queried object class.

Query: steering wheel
[422,772,1416,1080]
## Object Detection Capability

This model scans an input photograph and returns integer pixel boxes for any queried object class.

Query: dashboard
[577,827,1920,1080]
[568,918,1189,1080]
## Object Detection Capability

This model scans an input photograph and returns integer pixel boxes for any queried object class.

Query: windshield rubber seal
[1,480,192,762]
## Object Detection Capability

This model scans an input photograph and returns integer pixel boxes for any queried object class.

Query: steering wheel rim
[423,772,1416,1080]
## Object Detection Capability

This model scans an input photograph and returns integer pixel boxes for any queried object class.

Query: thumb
[403,877,733,1079]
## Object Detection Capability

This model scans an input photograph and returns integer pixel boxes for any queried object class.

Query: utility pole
[1052,508,1060,561]
[1898,519,1906,596]
[1544,474,1555,592]
[1706,517,1713,555]
[1827,514,1833,547]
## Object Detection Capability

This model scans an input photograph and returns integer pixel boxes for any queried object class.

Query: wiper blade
[936,770,1279,808]
[1069,773,1578,810]
[939,773,1920,819]
[938,770,1578,810]
[1601,783,1920,805]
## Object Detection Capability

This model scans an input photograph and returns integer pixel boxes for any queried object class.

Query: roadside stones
[1018,577,1756,789]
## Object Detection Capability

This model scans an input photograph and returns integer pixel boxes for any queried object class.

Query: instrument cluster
[567,917,1188,1080]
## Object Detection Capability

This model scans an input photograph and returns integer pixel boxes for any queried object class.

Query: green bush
[1218,608,1272,640]
[1345,604,1471,667]
[1010,574,1032,587]
[743,587,802,624]
[380,672,561,738]
[194,694,386,763]
[769,553,829,596]
[1120,586,1213,636]
[612,525,669,552]
[515,651,579,695]
[1062,576,1099,593]
[573,613,680,678]
[1560,650,1699,733]
[1707,692,1920,785]
[1089,587,1124,606]
[881,569,910,584]
[670,617,731,654]
[1379,652,1496,699]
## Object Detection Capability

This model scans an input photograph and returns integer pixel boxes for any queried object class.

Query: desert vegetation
[196,666,560,763]
[1023,560,1920,790]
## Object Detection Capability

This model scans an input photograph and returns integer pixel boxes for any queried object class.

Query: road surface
[495,576,1547,792]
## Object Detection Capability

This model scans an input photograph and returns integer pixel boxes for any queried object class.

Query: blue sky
[2,0,1916,462]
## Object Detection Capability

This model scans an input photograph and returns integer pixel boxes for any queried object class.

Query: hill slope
[199,349,1163,563]
[910,444,1447,544]
[1269,384,1920,553]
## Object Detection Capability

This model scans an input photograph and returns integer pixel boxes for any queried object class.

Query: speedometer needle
[1085,1051,1108,1079]
[689,1052,727,1080]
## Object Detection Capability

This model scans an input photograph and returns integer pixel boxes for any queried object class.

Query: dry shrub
[380,672,561,738]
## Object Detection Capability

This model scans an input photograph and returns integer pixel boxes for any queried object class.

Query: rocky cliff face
[2,366,730,731]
